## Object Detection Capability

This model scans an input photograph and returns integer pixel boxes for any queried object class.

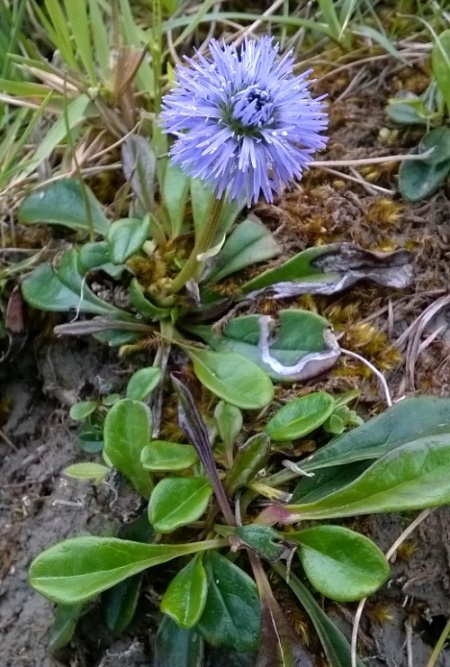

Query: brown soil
[2,46,450,667]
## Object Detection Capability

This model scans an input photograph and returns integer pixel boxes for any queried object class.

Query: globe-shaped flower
[160,37,328,206]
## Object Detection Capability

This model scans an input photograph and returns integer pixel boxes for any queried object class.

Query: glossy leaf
[155,616,204,667]
[148,477,213,532]
[103,399,153,499]
[18,178,109,235]
[225,433,271,496]
[291,462,371,504]
[302,396,450,471]
[283,434,450,520]
[292,526,389,601]
[103,574,141,634]
[187,310,336,382]
[265,392,335,441]
[208,217,281,283]
[106,217,149,264]
[161,555,207,628]
[29,536,224,604]
[198,551,261,651]
[186,347,274,409]
[141,440,198,471]
[274,565,365,667]
[126,367,162,401]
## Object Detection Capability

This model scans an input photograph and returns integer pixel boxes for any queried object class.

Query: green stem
[169,195,226,293]
[426,618,450,667]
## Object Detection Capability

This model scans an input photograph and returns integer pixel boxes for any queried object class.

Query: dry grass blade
[396,295,450,391]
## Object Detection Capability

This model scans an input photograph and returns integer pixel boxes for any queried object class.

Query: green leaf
[155,616,204,667]
[302,396,450,471]
[161,555,208,629]
[128,278,171,319]
[126,367,162,401]
[265,392,335,441]
[198,551,261,651]
[106,217,149,264]
[102,574,142,634]
[208,217,281,283]
[78,241,111,270]
[225,433,271,496]
[291,526,389,601]
[284,434,450,520]
[419,127,450,165]
[148,477,213,532]
[292,462,371,504]
[21,253,128,317]
[29,536,223,604]
[103,399,153,499]
[49,604,83,652]
[141,440,198,471]
[432,29,450,114]
[186,348,274,410]
[234,526,291,563]
[163,162,190,237]
[399,149,450,202]
[214,401,243,451]
[187,310,336,382]
[19,178,109,235]
[242,246,326,293]
[63,462,110,483]
[274,565,365,667]
[386,100,428,124]
[69,401,97,420]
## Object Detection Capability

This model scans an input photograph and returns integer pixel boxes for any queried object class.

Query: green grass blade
[64,0,96,83]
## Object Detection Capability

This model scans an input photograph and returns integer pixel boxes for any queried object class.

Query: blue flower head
[160,37,328,206]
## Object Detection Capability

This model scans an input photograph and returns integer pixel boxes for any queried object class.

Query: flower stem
[169,194,226,294]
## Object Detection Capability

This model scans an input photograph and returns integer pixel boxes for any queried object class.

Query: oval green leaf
[141,441,198,471]
[126,367,162,401]
[18,178,109,236]
[63,462,110,483]
[161,555,207,629]
[148,477,213,533]
[103,399,153,499]
[186,348,274,410]
[106,217,149,264]
[292,526,389,601]
[198,551,261,652]
[265,392,335,441]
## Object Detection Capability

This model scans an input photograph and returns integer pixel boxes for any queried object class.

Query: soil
[2,38,450,667]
